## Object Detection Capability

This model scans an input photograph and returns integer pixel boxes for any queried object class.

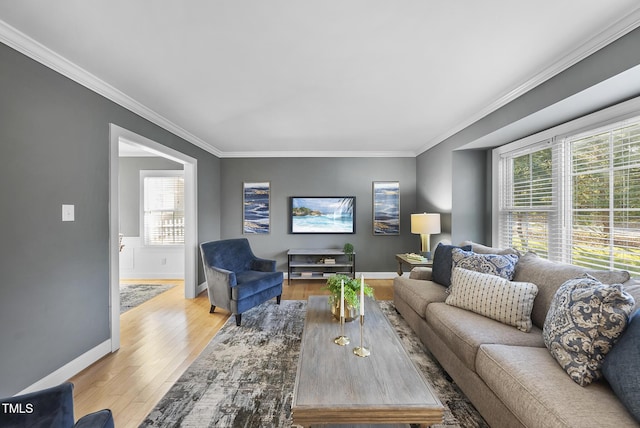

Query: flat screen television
[290,196,355,234]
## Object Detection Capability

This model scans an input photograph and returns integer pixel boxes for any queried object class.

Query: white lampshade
[411,213,441,234]
[410,213,441,257]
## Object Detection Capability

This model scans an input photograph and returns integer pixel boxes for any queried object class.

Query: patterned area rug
[140,300,488,428]
[120,283,176,314]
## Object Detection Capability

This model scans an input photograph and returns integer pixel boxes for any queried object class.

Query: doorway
[109,124,198,351]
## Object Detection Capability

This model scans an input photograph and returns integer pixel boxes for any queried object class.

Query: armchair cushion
[0,382,113,428]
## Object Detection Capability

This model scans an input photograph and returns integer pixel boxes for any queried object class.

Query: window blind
[142,172,185,246]
[498,116,640,277]
[566,120,640,273]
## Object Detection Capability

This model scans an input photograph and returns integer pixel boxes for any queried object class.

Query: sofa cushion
[392,277,448,317]
[425,302,545,372]
[451,248,519,281]
[624,277,640,313]
[459,240,520,256]
[446,267,538,332]
[409,267,433,281]
[476,344,638,428]
[431,243,472,286]
[543,274,635,386]
[513,251,632,329]
[602,310,640,422]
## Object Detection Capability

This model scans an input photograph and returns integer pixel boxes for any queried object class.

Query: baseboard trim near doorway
[17,339,111,395]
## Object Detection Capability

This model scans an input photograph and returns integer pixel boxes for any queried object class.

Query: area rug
[140,300,488,428]
[120,283,176,314]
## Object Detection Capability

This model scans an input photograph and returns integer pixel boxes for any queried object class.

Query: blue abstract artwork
[373,181,400,235]
[243,182,270,234]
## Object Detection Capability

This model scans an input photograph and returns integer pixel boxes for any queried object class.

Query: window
[141,170,184,246]
[497,116,640,276]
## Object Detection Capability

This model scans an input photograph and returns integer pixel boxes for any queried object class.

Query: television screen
[290,196,355,234]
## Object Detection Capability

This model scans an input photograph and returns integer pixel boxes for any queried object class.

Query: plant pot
[329,295,358,322]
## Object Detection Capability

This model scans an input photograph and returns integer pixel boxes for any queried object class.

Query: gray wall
[220,157,417,272]
[417,26,640,245]
[119,157,183,236]
[0,43,221,396]
[451,150,489,245]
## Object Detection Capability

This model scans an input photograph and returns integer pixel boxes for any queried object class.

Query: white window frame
[493,96,640,276]
[140,169,185,247]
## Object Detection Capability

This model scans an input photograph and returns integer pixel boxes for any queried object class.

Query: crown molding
[0,19,224,158]
[416,7,640,156]
[219,149,417,158]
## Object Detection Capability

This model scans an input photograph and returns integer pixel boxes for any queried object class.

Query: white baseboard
[283,272,397,280]
[196,281,207,295]
[18,340,112,395]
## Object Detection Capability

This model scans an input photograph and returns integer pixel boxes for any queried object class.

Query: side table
[395,253,433,276]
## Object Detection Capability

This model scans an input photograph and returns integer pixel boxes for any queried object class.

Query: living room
[2,2,640,427]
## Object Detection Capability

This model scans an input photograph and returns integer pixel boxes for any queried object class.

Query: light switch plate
[62,204,75,222]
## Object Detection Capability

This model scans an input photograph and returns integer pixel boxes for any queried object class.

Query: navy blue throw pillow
[602,310,640,422]
[432,243,472,286]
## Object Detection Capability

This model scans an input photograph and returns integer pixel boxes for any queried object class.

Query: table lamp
[411,213,441,260]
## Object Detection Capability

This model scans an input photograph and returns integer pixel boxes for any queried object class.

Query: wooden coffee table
[292,295,443,427]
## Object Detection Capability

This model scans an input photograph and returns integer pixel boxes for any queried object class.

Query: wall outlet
[62,204,75,222]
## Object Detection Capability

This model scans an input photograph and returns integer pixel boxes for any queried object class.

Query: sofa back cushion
[514,252,631,328]
[459,241,520,256]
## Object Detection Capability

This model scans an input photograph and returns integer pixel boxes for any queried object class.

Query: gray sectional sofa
[393,242,640,428]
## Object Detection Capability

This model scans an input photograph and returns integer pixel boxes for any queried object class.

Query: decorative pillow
[543,274,635,386]
[602,310,640,422]
[445,267,538,332]
[451,248,519,281]
[432,243,472,286]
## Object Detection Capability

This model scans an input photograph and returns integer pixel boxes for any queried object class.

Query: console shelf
[287,249,355,285]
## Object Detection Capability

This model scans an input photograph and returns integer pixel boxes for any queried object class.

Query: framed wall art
[243,182,270,234]
[373,181,400,235]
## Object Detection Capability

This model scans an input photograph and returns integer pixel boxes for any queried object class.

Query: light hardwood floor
[70,278,393,428]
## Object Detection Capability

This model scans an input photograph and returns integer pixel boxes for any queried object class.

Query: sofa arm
[74,409,114,428]
[410,267,433,281]
[252,258,276,272]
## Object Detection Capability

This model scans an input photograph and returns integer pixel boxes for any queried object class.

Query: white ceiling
[1,1,640,157]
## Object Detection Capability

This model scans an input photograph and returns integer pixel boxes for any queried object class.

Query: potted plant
[343,242,354,261]
[322,274,374,321]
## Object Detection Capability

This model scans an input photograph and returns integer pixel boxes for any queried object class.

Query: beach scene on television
[243,182,270,234]
[291,197,355,233]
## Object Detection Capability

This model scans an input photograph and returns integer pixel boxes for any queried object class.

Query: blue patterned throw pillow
[602,310,640,422]
[451,248,519,281]
[543,274,635,387]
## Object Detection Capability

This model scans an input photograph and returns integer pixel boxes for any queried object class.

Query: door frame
[109,124,198,351]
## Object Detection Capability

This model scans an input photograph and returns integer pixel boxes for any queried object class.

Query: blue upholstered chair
[200,238,283,326]
[0,382,113,428]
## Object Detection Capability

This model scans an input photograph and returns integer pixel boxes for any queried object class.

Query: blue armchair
[200,238,283,326]
[0,382,113,428]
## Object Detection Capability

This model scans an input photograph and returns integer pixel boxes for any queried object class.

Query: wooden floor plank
[69,278,393,428]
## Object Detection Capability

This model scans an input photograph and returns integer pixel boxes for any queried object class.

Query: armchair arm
[205,265,237,287]
[74,409,114,428]
[252,257,276,272]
